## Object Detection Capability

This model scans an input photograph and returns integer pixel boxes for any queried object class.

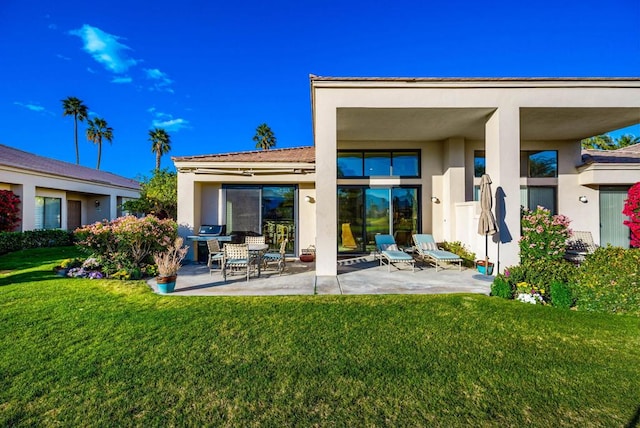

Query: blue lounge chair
[374,234,415,272]
[412,234,461,272]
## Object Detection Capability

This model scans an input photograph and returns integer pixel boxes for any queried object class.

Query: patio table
[248,243,269,277]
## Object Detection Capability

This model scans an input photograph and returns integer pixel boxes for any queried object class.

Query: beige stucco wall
[313,79,640,275]
[0,167,139,231]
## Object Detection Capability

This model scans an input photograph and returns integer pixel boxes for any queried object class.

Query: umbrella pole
[484,235,488,272]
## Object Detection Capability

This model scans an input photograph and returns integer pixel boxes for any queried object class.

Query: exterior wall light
[305,195,315,203]
[431,196,440,203]
[578,195,588,203]
[95,200,101,208]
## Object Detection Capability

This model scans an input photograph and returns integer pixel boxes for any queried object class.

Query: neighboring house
[0,144,140,231]
[175,77,640,278]
[173,147,316,255]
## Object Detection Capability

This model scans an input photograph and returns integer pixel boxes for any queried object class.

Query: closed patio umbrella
[477,174,498,272]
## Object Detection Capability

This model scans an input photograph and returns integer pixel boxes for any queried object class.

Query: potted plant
[153,237,189,294]
[476,259,494,275]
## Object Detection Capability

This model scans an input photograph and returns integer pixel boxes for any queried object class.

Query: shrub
[520,206,571,263]
[0,190,21,231]
[490,275,513,299]
[623,182,640,248]
[0,229,74,255]
[440,241,476,267]
[550,281,573,309]
[503,259,577,301]
[74,215,178,277]
[572,246,640,315]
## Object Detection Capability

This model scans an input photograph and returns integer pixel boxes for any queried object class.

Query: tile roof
[582,144,640,165]
[173,146,315,163]
[309,75,640,83]
[0,144,140,190]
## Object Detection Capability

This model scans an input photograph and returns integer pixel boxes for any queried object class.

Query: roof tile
[173,146,315,163]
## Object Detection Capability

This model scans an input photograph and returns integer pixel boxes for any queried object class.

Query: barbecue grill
[196,225,226,263]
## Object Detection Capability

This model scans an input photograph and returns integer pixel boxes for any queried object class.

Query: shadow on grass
[626,404,640,428]
[0,270,58,286]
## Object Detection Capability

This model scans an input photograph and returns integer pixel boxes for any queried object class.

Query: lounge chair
[564,231,598,264]
[412,234,462,272]
[374,234,415,272]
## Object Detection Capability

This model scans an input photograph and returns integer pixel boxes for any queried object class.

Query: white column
[485,107,521,271]
[442,137,466,242]
[314,100,338,276]
[18,184,36,231]
[177,173,197,238]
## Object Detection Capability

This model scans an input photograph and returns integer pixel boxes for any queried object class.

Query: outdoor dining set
[206,236,288,282]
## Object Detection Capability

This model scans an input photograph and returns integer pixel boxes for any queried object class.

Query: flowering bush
[67,267,104,279]
[74,215,177,277]
[623,182,640,248]
[0,190,21,232]
[520,206,572,263]
[515,281,546,304]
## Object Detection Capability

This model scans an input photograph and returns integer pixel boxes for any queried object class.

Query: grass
[1,247,639,427]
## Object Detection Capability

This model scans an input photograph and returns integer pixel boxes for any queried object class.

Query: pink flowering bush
[74,215,177,278]
[622,182,640,248]
[520,206,572,263]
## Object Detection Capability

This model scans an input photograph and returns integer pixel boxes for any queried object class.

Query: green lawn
[1,248,639,427]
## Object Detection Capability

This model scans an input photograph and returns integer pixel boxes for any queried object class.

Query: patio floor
[147,255,494,296]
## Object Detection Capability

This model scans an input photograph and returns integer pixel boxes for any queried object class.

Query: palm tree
[253,123,277,150]
[149,128,172,171]
[615,134,640,149]
[61,96,89,164]
[86,117,113,170]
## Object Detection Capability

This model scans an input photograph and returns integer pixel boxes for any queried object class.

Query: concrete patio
[147,256,493,296]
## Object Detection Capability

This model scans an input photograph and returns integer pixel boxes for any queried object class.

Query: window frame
[337,150,421,178]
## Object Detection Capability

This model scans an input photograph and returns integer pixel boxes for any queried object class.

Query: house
[175,77,640,278]
[0,144,140,231]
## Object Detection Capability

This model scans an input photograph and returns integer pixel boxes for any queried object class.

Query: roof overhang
[578,163,640,186]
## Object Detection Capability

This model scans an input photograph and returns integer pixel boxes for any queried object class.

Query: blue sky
[2,0,639,179]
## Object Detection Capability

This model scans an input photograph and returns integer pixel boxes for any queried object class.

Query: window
[35,197,61,229]
[474,151,485,178]
[521,186,556,215]
[337,151,420,178]
[528,150,557,178]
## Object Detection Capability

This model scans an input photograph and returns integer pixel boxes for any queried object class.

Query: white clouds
[149,109,189,131]
[111,76,133,84]
[56,54,70,61]
[69,24,137,74]
[14,102,53,116]
[145,68,174,93]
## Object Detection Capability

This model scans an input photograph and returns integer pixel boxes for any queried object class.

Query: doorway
[67,200,81,231]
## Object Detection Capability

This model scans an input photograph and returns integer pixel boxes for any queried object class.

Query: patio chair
[207,239,224,275]
[262,239,288,275]
[374,234,415,272]
[564,231,598,264]
[245,235,266,245]
[222,243,253,282]
[412,234,462,272]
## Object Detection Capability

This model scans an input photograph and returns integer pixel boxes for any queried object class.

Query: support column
[485,107,521,272]
[177,173,197,237]
[442,137,466,242]
[314,100,338,276]
[16,184,36,231]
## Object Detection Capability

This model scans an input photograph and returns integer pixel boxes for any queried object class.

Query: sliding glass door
[338,186,419,254]
[225,186,296,253]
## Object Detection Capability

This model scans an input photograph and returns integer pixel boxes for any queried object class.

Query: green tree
[149,128,172,171]
[253,123,277,150]
[123,169,177,219]
[61,96,89,164]
[86,117,113,170]
[582,133,639,150]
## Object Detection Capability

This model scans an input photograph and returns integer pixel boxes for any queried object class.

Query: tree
[61,96,89,164]
[122,169,177,219]
[149,128,172,171]
[86,117,113,170]
[623,182,640,248]
[253,123,277,150]
[582,133,639,150]
[0,190,21,231]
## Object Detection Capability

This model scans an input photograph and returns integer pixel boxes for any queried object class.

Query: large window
[338,186,420,252]
[521,186,556,214]
[224,186,295,253]
[35,197,61,229]
[338,151,420,178]
[528,150,557,178]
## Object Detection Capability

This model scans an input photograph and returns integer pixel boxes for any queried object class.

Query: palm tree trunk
[74,114,80,164]
[96,141,102,170]
[156,152,161,170]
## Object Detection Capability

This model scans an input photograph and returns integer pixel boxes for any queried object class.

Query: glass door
[337,187,364,253]
[365,188,390,252]
[392,188,418,247]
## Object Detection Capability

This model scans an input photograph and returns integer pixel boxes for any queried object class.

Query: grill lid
[198,225,225,235]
